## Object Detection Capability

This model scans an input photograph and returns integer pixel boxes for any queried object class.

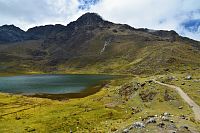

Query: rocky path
[153,80,200,121]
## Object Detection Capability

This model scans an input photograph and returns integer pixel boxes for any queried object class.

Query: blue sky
[182,19,200,32]
[78,0,100,10]
[0,0,199,41]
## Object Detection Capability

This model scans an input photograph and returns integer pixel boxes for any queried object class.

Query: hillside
[0,13,200,133]
[0,13,200,75]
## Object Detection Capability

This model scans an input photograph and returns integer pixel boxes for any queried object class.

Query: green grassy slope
[1,25,199,75]
[0,13,199,75]
[0,77,199,132]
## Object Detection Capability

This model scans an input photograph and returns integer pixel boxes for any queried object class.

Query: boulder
[132,122,145,128]
[163,112,170,116]
[181,83,185,85]
[178,106,183,109]
[170,130,176,133]
[122,128,129,133]
[146,117,156,124]
[185,75,192,80]
[162,116,169,121]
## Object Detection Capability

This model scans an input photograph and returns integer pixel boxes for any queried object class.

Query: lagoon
[0,74,117,99]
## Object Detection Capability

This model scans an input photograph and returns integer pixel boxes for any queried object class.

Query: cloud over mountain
[0,0,199,40]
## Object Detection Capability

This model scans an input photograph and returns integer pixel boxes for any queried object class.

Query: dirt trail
[153,80,200,121]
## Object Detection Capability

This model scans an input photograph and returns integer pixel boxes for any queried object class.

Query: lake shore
[0,74,124,100]
[30,80,109,100]
[0,73,200,132]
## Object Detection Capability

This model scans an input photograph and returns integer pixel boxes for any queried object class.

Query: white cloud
[87,0,200,40]
[0,0,80,30]
[0,0,199,40]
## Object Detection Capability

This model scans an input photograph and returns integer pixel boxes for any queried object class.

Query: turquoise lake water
[0,74,116,95]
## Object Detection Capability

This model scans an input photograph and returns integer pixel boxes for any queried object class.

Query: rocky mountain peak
[0,25,25,33]
[66,13,107,31]
[0,25,25,43]
[76,12,104,25]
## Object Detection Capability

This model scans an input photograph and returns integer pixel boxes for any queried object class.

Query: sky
[0,0,199,41]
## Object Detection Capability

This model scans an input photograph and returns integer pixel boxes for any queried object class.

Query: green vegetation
[0,13,200,132]
[0,77,199,132]
[0,22,200,75]
[156,69,200,106]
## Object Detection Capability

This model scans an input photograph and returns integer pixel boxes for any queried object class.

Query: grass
[0,14,200,132]
[0,76,199,132]
[1,25,200,76]
[156,69,200,106]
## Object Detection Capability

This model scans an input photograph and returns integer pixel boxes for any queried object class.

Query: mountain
[0,13,108,43]
[0,25,26,43]
[26,24,67,40]
[0,13,199,75]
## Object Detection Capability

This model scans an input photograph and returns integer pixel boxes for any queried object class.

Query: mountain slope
[0,13,199,75]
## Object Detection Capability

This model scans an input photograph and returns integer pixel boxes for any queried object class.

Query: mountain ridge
[0,12,199,75]
[0,13,198,44]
